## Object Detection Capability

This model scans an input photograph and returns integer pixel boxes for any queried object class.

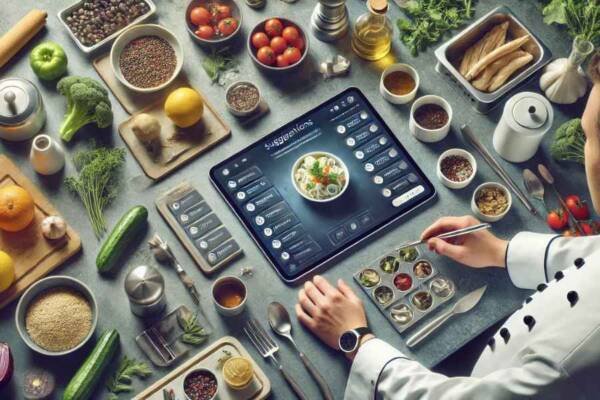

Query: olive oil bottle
[351,0,393,61]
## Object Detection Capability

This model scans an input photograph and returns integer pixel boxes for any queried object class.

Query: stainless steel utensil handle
[398,223,491,250]
[279,365,310,400]
[406,309,454,348]
[461,124,537,215]
[298,352,334,400]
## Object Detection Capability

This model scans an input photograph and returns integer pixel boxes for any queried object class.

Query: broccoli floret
[56,75,113,142]
[550,118,586,165]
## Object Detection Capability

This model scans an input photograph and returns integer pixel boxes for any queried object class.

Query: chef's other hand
[296,275,368,357]
[421,216,508,268]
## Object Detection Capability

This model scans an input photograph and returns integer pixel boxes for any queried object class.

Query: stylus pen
[397,223,491,250]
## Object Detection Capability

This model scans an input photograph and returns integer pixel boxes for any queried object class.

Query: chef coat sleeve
[506,232,599,289]
[345,338,563,400]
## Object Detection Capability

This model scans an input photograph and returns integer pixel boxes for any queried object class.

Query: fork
[244,319,309,400]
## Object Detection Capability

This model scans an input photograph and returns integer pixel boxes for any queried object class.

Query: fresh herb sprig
[106,356,152,399]
[397,0,476,56]
[181,315,209,346]
[202,47,238,85]
[540,0,599,45]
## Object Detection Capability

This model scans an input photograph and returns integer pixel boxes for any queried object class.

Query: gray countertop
[0,0,590,399]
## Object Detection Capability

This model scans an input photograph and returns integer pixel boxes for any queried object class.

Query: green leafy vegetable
[540,0,599,45]
[181,315,209,346]
[64,145,126,238]
[106,356,152,400]
[550,118,586,164]
[397,0,476,56]
[202,48,238,85]
[328,172,339,185]
[310,162,324,179]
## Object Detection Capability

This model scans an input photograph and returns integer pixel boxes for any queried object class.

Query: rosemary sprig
[181,315,209,346]
[106,356,152,399]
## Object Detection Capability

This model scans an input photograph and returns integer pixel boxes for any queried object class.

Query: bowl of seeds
[471,182,512,222]
[436,148,477,190]
[225,81,261,116]
[15,276,97,356]
[110,24,183,93]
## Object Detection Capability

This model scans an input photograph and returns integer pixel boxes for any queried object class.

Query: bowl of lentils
[225,81,261,116]
[409,95,453,143]
[436,148,477,189]
[110,24,183,93]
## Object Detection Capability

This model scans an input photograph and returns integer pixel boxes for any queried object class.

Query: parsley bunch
[106,356,152,399]
[541,0,599,45]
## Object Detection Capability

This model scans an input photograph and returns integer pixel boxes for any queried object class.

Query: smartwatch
[338,327,373,353]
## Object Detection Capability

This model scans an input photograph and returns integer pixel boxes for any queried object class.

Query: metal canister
[0,78,46,141]
[124,265,167,318]
[492,92,553,163]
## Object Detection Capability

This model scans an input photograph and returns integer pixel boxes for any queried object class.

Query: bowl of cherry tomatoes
[248,17,308,72]
[186,0,242,45]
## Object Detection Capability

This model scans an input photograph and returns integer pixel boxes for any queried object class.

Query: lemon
[0,251,15,293]
[164,87,204,128]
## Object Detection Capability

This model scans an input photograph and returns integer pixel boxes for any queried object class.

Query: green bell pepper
[29,41,68,81]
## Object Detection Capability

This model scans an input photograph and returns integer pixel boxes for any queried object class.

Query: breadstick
[472,50,527,91]
[488,52,534,92]
[0,9,47,69]
[459,22,509,77]
[466,35,531,80]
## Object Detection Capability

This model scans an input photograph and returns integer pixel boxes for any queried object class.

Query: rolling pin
[0,9,47,69]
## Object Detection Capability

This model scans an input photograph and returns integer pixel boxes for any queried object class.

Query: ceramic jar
[0,78,46,141]
[29,134,65,175]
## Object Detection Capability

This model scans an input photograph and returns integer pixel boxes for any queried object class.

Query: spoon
[523,169,548,214]
[268,302,334,400]
[537,164,584,234]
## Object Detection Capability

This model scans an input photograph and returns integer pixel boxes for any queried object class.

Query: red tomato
[282,26,300,42]
[581,222,594,235]
[270,36,287,55]
[265,18,283,37]
[195,25,215,40]
[283,47,302,65]
[257,46,276,65]
[565,195,590,220]
[218,17,238,36]
[213,4,231,20]
[290,37,304,51]
[276,54,289,68]
[547,208,569,231]
[252,32,270,49]
[190,7,211,26]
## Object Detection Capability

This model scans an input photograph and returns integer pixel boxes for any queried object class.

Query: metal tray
[434,6,552,114]
[57,0,156,54]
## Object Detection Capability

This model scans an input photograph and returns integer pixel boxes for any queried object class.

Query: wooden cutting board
[0,155,81,310]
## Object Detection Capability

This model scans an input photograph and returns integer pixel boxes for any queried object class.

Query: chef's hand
[296,275,371,360]
[582,83,600,214]
[421,216,508,268]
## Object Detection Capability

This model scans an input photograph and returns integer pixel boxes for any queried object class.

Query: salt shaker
[124,265,167,318]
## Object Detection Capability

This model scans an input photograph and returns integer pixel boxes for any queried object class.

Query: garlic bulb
[41,216,67,240]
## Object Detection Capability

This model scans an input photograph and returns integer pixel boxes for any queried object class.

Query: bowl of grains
[15,276,97,356]
[472,182,512,222]
[437,148,477,189]
[225,81,261,116]
[110,24,183,93]
[409,95,453,143]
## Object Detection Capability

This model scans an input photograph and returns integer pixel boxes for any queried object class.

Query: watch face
[339,331,358,353]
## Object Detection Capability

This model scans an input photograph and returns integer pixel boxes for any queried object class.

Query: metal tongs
[397,223,491,251]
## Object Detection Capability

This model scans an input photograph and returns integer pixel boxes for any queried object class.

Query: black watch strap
[354,327,372,337]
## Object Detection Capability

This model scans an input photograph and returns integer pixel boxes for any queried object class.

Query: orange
[0,185,35,232]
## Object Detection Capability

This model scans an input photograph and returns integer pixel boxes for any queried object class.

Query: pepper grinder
[311,0,349,42]
[124,265,167,318]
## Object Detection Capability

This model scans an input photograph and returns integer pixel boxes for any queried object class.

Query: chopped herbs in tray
[399,247,418,262]
[106,356,152,399]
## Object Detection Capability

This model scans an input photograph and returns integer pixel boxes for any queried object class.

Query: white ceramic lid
[511,96,548,129]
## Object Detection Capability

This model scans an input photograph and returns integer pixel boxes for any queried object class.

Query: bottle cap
[369,0,388,13]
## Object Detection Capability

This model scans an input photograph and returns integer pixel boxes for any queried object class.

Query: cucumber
[96,205,148,273]
[63,330,119,400]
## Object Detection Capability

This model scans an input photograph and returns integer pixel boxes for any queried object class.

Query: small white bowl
[291,152,350,203]
[183,368,218,400]
[225,81,261,117]
[211,276,247,317]
[409,95,453,143]
[379,63,419,104]
[436,148,477,190]
[471,182,512,222]
[110,24,183,94]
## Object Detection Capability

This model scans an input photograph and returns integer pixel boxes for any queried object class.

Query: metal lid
[0,78,40,126]
[511,95,548,130]
[124,265,165,305]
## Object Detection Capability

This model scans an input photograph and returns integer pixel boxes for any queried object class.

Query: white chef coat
[345,232,600,400]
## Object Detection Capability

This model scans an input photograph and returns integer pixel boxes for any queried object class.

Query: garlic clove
[40,216,67,240]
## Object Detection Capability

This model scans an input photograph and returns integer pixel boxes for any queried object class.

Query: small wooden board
[0,155,81,310]
[134,336,271,400]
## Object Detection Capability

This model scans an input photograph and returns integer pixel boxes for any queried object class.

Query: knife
[406,285,487,348]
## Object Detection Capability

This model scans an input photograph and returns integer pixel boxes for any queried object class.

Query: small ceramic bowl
[185,0,242,46]
[291,151,350,203]
[471,182,513,222]
[183,368,219,400]
[110,24,183,94]
[379,63,420,104]
[409,95,453,143]
[211,276,247,316]
[225,81,261,117]
[436,148,477,190]
[15,276,98,356]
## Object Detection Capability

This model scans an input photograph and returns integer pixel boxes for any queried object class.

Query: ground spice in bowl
[119,35,176,88]
[414,103,449,130]
[440,155,473,182]
[383,71,416,96]
[226,83,260,113]
[476,186,509,216]
[183,369,218,400]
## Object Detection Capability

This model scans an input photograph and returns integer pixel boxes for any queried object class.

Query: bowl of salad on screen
[292,152,349,203]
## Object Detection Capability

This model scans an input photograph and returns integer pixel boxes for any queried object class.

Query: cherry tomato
[283,47,302,65]
[547,208,569,231]
[282,26,300,42]
[581,222,594,235]
[257,46,276,65]
[565,194,590,220]
[265,18,283,37]
[213,4,231,20]
[270,36,287,55]
[252,32,270,49]
[190,7,211,26]
[290,37,305,51]
[218,17,238,36]
[276,54,289,68]
[195,25,215,40]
